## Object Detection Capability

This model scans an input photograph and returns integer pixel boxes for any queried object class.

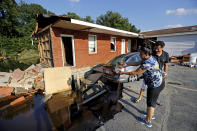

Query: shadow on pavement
[120,99,145,120]
[124,87,140,95]
[124,87,146,98]
[122,91,136,102]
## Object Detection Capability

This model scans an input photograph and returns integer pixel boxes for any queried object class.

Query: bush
[0,35,39,71]
[18,49,40,65]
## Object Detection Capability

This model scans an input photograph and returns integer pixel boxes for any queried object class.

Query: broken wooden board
[44,67,72,95]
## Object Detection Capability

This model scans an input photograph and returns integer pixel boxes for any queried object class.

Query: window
[88,35,97,54]
[133,39,138,51]
[127,53,142,64]
[111,37,116,51]
[127,39,131,52]
[109,55,124,66]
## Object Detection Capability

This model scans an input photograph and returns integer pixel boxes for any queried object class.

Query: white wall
[157,34,197,56]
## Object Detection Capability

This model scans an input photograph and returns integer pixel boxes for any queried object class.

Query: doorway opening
[61,36,74,66]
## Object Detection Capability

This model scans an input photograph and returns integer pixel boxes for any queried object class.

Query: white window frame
[60,34,76,67]
[110,37,116,52]
[88,35,97,54]
[121,39,126,54]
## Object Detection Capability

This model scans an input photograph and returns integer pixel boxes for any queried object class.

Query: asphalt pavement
[97,63,197,131]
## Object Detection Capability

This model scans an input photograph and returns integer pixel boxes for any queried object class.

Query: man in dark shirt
[135,41,169,105]
[152,41,169,105]
[153,41,169,76]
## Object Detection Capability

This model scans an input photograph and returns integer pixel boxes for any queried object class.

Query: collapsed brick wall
[72,66,91,79]
[50,27,135,68]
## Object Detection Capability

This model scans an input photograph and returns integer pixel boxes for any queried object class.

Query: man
[135,41,169,105]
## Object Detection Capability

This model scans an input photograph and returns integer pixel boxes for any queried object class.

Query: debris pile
[170,53,197,68]
[0,64,44,107]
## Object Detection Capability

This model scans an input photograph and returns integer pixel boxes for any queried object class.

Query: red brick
[0,87,14,98]
[10,96,26,106]
[48,27,134,68]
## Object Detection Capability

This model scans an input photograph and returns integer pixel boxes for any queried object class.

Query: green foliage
[64,12,94,23]
[0,0,51,71]
[0,0,19,37]
[96,11,140,33]
[83,16,94,23]
[0,59,30,72]
[18,49,39,65]
[16,2,50,36]
[66,12,81,20]
[0,35,39,71]
[0,0,52,38]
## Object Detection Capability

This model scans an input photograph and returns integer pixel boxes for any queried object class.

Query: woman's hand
[120,71,134,75]
[119,71,124,75]
[119,62,127,66]
[163,73,168,79]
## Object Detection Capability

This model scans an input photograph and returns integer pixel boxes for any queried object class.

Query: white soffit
[71,19,139,37]
[52,19,139,37]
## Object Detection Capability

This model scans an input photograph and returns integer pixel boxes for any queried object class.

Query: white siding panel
[157,34,197,56]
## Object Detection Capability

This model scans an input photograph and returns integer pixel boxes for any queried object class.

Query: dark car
[102,52,142,83]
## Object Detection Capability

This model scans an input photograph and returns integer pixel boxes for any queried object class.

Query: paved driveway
[97,64,197,131]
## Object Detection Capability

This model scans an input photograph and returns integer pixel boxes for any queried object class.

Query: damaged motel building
[32,14,140,73]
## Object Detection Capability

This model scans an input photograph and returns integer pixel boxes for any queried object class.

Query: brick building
[32,14,140,68]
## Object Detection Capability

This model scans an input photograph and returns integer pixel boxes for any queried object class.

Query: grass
[0,49,40,72]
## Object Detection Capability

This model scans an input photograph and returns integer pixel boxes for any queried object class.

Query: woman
[120,45,164,127]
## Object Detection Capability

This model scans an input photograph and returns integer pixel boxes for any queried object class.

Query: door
[121,39,125,54]
[127,39,131,53]
[61,36,74,66]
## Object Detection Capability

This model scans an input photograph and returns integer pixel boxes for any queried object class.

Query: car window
[126,53,141,64]
[122,54,133,62]
[108,55,124,65]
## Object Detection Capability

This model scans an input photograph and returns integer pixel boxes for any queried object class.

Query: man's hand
[119,71,135,75]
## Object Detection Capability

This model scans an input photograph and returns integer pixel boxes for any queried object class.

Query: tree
[64,12,94,23]
[96,11,140,33]
[0,0,54,71]
[17,2,52,36]
[0,0,19,37]
[66,12,81,20]
[0,0,53,37]
[83,16,94,23]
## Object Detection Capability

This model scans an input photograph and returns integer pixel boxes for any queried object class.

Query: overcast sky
[16,0,197,32]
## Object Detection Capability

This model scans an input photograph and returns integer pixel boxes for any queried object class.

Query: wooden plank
[44,67,72,95]
[36,30,53,67]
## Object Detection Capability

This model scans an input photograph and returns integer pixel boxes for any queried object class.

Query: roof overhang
[32,14,139,38]
[142,31,197,38]
[52,19,139,38]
